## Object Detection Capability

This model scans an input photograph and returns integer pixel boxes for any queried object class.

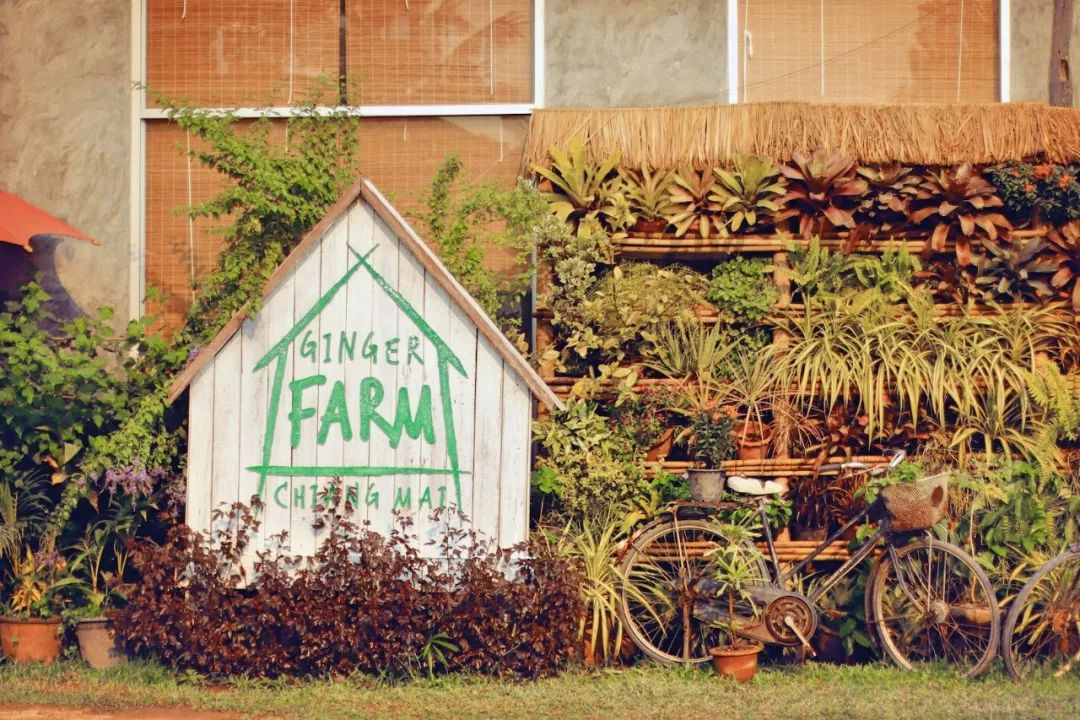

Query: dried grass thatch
[524,103,1080,170]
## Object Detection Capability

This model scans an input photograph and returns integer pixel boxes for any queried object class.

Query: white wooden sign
[169,180,561,553]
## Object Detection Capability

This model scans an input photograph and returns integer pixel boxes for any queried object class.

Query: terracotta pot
[632,217,670,235]
[76,617,126,669]
[709,642,763,682]
[812,627,849,664]
[688,468,726,503]
[0,616,62,664]
[536,178,555,194]
[734,422,772,461]
[645,427,676,461]
[791,525,828,542]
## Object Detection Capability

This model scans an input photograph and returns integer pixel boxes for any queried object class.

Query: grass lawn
[1,661,1078,720]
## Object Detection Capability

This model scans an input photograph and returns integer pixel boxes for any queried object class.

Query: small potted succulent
[0,548,77,664]
[706,521,765,682]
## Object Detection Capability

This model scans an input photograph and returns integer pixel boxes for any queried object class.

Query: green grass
[1,660,1077,720]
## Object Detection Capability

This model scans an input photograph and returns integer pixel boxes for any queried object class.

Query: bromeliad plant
[532,138,629,236]
[910,164,1011,265]
[854,163,923,236]
[669,167,724,238]
[777,149,869,237]
[711,155,788,234]
[621,166,678,226]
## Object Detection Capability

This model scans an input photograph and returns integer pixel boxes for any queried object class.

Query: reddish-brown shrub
[110,497,581,679]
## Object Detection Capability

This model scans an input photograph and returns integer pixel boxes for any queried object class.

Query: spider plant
[711,155,788,234]
[0,469,51,566]
[668,167,724,238]
[911,163,1011,265]
[640,312,734,383]
[776,149,869,237]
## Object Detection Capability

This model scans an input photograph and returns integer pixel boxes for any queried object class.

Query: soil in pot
[688,468,726,503]
[734,422,772,461]
[0,616,62,664]
[709,642,763,682]
[76,617,127,669]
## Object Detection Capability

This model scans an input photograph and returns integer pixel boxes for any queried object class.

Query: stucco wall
[544,0,729,107]
[1010,0,1080,102]
[0,0,131,322]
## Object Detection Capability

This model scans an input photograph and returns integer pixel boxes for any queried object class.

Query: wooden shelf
[644,456,891,478]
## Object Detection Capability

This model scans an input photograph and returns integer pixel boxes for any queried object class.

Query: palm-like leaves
[621,166,678,221]
[668,168,723,238]
[531,138,625,233]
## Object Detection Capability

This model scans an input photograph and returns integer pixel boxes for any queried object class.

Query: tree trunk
[1050,0,1075,106]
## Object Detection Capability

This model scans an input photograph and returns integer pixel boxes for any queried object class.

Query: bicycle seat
[726,475,786,496]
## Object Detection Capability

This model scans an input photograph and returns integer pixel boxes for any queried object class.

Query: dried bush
[110,498,581,679]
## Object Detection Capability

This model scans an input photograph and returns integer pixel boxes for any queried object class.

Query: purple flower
[100,463,169,499]
[187,347,201,363]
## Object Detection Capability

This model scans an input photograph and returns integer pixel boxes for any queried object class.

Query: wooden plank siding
[186,199,536,552]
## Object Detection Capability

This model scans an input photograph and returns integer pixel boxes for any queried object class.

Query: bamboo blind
[144,116,528,332]
[147,0,341,106]
[738,0,999,103]
[347,0,533,105]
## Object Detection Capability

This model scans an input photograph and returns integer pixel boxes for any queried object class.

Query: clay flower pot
[631,217,670,235]
[734,422,773,461]
[645,427,676,461]
[709,642,763,682]
[0,616,62,664]
[76,617,127,669]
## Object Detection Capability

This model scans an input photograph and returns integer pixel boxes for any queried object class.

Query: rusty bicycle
[617,450,1002,677]
[1002,543,1080,678]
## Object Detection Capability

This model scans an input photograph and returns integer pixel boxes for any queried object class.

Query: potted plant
[723,354,777,461]
[66,526,129,669]
[621,166,677,234]
[788,473,831,541]
[0,547,77,664]
[683,410,736,502]
[705,521,765,682]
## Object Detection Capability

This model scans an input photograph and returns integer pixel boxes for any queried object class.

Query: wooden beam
[1050,0,1075,107]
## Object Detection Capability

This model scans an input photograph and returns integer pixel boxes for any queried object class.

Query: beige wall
[1011,0,1080,102]
[545,0,729,107]
[0,0,132,322]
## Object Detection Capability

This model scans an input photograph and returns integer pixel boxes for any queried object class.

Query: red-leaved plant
[109,489,582,679]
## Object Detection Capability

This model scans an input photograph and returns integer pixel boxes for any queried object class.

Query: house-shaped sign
[168,179,562,555]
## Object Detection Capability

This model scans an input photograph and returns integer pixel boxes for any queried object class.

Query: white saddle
[726,475,786,496]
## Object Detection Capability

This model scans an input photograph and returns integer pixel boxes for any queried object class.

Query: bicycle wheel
[618,518,769,664]
[1003,547,1080,679]
[866,536,1000,677]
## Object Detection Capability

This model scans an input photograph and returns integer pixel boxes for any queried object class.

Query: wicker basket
[880,472,949,532]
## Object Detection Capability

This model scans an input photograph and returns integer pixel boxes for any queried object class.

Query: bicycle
[618,450,1002,677]
[1002,543,1080,678]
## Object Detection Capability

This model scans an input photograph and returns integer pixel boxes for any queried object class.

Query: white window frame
[128,0,545,321]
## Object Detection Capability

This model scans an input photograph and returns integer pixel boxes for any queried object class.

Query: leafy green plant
[621,166,678,223]
[705,257,778,324]
[911,164,1010,265]
[531,138,628,235]
[640,313,733,382]
[705,520,763,649]
[985,161,1080,225]
[711,155,788,233]
[668,167,723,238]
[686,412,736,468]
[411,156,545,342]
[532,400,648,522]
[777,149,868,237]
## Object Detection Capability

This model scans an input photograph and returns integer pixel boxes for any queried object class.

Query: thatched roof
[524,103,1080,169]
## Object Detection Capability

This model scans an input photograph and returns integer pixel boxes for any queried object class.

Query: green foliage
[788,238,919,304]
[686,413,735,468]
[710,155,788,233]
[532,400,648,522]
[705,257,777,324]
[157,95,362,349]
[411,156,546,341]
[620,166,678,222]
[705,519,763,649]
[985,161,1080,225]
[531,138,628,235]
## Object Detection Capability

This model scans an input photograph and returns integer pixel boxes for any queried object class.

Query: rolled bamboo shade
[144,116,528,332]
[738,0,999,103]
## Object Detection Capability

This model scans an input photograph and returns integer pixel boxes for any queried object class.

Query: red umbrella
[0,191,99,250]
